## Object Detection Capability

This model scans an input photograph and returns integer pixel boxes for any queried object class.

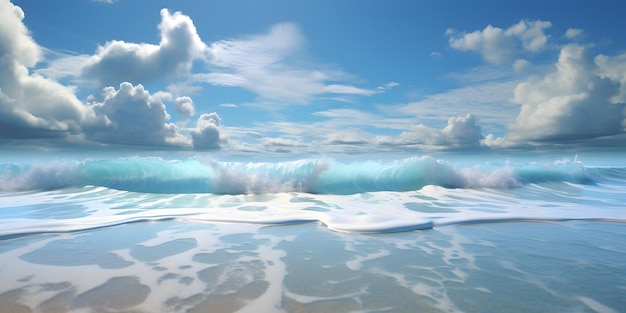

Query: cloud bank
[0,2,221,149]
[3,0,626,153]
[447,20,626,149]
[0,0,93,139]
[376,114,484,150]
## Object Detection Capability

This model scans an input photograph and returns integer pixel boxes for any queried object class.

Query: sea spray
[0,156,600,194]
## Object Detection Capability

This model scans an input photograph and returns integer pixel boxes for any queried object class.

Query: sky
[2,0,626,156]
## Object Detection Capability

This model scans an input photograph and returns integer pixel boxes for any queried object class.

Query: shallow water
[0,154,625,312]
[1,221,624,312]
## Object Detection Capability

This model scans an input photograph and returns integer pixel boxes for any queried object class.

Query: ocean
[0,152,625,312]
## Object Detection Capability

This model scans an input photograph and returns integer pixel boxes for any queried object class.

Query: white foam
[579,297,619,313]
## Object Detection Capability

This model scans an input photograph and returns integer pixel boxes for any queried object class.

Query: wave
[0,156,618,195]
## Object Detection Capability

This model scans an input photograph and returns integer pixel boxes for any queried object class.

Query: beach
[1,155,625,312]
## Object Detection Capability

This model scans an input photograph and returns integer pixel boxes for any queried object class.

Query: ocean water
[0,153,625,312]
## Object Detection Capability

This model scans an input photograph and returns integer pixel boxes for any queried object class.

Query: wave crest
[0,156,604,194]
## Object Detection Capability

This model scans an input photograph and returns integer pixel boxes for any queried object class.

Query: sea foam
[0,156,604,194]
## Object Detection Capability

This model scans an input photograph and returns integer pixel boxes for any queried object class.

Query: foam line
[1,156,615,195]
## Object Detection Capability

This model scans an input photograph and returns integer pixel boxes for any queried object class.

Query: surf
[0,156,612,194]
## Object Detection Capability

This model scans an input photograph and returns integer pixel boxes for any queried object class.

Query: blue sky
[2,0,626,155]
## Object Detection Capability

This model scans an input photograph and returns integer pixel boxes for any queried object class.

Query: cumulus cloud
[0,1,227,150]
[40,10,382,111]
[376,114,484,149]
[442,114,484,145]
[507,44,626,143]
[85,82,188,147]
[174,96,195,118]
[195,23,378,104]
[447,19,551,64]
[595,52,626,103]
[79,9,206,86]
[0,0,93,139]
[0,1,39,67]
[191,112,221,149]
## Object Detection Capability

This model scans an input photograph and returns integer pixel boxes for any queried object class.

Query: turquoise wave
[0,156,616,194]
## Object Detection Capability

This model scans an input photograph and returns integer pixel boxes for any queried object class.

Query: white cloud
[174,96,195,118]
[191,112,221,149]
[507,20,551,52]
[259,137,305,153]
[375,81,400,93]
[513,59,531,72]
[595,52,626,103]
[196,22,378,104]
[376,114,484,149]
[36,50,90,81]
[0,1,40,67]
[442,114,483,145]
[85,82,188,147]
[79,9,206,87]
[448,19,551,64]
[166,82,203,96]
[0,0,93,139]
[313,109,391,129]
[390,80,520,135]
[0,3,224,149]
[41,13,381,110]
[323,84,377,96]
[565,28,584,39]
[219,103,238,108]
[507,44,626,143]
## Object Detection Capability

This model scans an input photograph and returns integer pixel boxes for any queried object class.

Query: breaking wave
[0,156,613,194]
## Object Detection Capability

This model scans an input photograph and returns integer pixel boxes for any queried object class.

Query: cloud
[174,96,195,118]
[42,12,381,109]
[448,19,551,64]
[595,52,626,103]
[375,114,484,149]
[389,80,520,135]
[506,44,626,143]
[219,103,238,108]
[513,59,531,72]
[324,128,370,146]
[79,9,206,86]
[191,112,221,149]
[0,3,223,150]
[0,0,93,139]
[259,137,305,153]
[0,1,39,67]
[565,28,584,39]
[375,81,400,93]
[195,23,379,104]
[442,114,484,145]
[85,82,188,147]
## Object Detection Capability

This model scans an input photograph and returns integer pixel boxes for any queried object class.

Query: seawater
[0,154,625,312]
